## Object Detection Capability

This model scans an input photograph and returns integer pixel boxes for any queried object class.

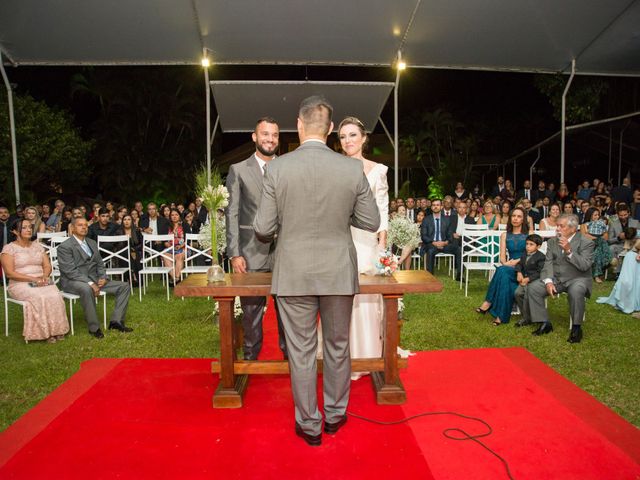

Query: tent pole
[607,127,612,183]
[378,116,395,149]
[0,51,20,205]
[394,63,401,198]
[560,59,576,184]
[211,115,219,146]
[530,148,541,188]
[204,50,211,185]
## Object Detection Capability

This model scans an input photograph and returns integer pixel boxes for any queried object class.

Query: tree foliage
[400,108,480,194]
[0,92,92,206]
[534,74,608,124]
[70,68,205,205]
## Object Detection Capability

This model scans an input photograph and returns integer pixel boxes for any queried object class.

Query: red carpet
[1,305,640,479]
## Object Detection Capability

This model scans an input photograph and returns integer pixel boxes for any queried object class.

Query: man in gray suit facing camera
[225,117,287,360]
[254,96,380,446]
[57,217,132,339]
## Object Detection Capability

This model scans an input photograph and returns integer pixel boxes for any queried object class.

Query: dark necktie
[262,163,266,175]
[435,218,441,242]
[525,189,530,200]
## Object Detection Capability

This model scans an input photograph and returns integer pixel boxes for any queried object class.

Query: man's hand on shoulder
[231,256,247,273]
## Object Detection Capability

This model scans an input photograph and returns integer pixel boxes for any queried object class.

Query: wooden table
[175,271,442,408]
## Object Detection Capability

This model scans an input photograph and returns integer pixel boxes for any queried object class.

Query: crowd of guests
[0,197,211,343]
[389,176,640,341]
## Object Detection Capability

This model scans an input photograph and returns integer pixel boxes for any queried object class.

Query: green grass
[1,270,638,432]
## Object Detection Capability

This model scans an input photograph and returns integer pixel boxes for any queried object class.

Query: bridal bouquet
[387,216,421,249]
[375,251,398,276]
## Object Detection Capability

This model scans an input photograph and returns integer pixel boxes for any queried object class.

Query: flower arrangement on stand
[387,216,421,250]
[195,167,229,282]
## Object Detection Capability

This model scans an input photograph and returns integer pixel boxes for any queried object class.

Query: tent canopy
[211,81,395,132]
[1,0,639,76]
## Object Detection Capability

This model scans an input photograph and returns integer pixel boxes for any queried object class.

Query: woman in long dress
[1,218,69,342]
[474,207,528,325]
[596,239,640,314]
[338,116,388,377]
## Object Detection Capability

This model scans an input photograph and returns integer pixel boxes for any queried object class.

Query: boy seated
[514,234,545,327]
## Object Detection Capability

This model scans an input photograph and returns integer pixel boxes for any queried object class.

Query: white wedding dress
[349,163,389,367]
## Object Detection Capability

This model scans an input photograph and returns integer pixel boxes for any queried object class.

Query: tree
[534,74,608,124]
[0,92,93,205]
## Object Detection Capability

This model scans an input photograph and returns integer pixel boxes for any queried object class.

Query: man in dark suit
[611,177,634,206]
[521,214,594,343]
[225,116,287,360]
[531,180,550,203]
[58,217,132,339]
[421,198,458,276]
[194,197,209,225]
[405,197,418,222]
[516,179,533,201]
[490,176,505,198]
[0,205,14,254]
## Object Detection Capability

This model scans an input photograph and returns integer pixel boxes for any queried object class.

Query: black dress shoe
[568,328,583,344]
[324,416,347,434]
[515,319,532,328]
[295,423,321,446]
[90,329,104,339]
[532,323,553,336]
[108,322,133,333]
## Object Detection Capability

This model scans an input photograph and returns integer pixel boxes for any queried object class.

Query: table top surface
[174,270,443,298]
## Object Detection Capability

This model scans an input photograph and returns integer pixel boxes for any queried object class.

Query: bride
[338,116,388,378]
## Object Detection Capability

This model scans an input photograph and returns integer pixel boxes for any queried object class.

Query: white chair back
[98,235,133,291]
[463,224,489,232]
[37,231,67,255]
[181,233,213,279]
[140,234,175,301]
[48,236,69,283]
[460,230,501,296]
[498,223,507,231]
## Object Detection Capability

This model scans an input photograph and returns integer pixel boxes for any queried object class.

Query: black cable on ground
[346,410,515,480]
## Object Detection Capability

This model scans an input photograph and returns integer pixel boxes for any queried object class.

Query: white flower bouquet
[387,216,421,249]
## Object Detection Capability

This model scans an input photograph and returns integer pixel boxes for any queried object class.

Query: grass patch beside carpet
[1,269,638,431]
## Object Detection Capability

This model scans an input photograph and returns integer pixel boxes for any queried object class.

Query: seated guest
[60,207,76,234]
[474,207,528,325]
[133,201,144,219]
[194,197,208,226]
[405,197,418,222]
[503,180,515,203]
[453,182,469,200]
[0,205,15,253]
[415,210,425,225]
[87,207,119,246]
[40,204,51,225]
[607,204,640,274]
[160,204,171,222]
[597,237,640,315]
[45,199,65,231]
[88,203,102,224]
[580,207,611,283]
[576,181,593,202]
[1,219,69,343]
[164,209,185,284]
[520,214,594,343]
[23,206,46,240]
[517,179,533,202]
[57,217,132,339]
[468,199,481,221]
[442,196,455,217]
[539,203,561,231]
[114,205,128,225]
[420,198,460,280]
[513,234,546,327]
[182,210,201,235]
[632,188,640,221]
[477,200,499,229]
[130,208,141,228]
[556,183,570,204]
[118,214,142,285]
[563,202,575,215]
[139,202,170,236]
[105,201,116,220]
[497,201,511,228]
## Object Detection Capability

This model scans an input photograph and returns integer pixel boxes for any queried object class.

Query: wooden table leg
[213,296,248,408]
[371,294,406,404]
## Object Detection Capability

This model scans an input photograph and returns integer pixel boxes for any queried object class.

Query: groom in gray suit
[225,117,287,360]
[254,96,380,446]
[58,217,132,339]
[523,213,594,343]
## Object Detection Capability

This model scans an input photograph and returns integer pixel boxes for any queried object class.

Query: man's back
[254,141,379,296]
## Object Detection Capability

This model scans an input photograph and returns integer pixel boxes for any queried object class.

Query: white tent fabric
[210,81,395,132]
[1,0,639,75]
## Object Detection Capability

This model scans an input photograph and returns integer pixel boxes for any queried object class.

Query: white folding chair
[434,252,456,278]
[536,230,557,255]
[498,223,507,231]
[2,272,25,336]
[37,231,67,257]
[48,236,107,333]
[97,235,133,294]
[181,233,213,279]
[410,248,422,270]
[460,230,501,296]
[464,224,489,231]
[140,234,175,301]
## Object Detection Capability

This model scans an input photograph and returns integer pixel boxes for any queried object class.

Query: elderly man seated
[519,214,594,344]
[57,217,132,339]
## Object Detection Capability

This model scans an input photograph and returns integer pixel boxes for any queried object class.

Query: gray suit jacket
[57,236,107,287]
[225,154,274,271]
[607,218,640,245]
[253,141,380,296]
[541,232,594,296]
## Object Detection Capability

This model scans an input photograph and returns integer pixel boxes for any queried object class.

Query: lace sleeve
[375,165,389,234]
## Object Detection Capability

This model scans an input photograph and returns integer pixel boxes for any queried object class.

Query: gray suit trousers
[240,295,287,360]
[276,295,353,436]
[525,278,589,325]
[63,280,130,332]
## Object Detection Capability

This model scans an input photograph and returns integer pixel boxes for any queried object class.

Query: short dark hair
[430,198,442,204]
[526,234,543,246]
[616,203,630,214]
[10,217,29,233]
[623,227,637,241]
[255,116,278,130]
[98,207,110,216]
